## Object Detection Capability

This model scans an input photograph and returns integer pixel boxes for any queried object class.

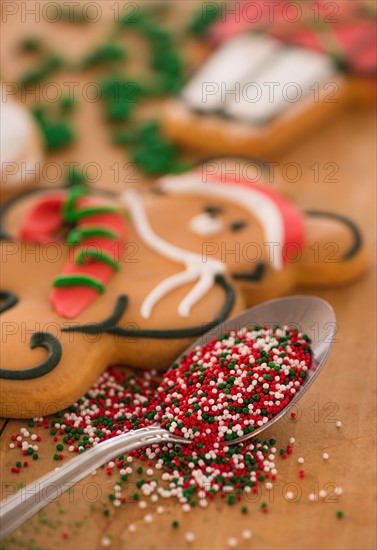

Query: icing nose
[189,212,224,236]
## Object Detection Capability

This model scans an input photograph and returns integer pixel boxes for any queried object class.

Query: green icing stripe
[63,185,88,224]
[75,249,120,271]
[73,205,118,220]
[68,226,119,245]
[53,274,105,293]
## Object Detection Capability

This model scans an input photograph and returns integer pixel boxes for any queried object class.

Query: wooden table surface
[1,3,376,549]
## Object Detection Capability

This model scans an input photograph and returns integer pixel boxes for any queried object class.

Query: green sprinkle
[32,453,38,460]
[171,520,179,528]
[241,506,248,514]
[336,510,344,519]
[227,494,236,505]
[56,444,64,451]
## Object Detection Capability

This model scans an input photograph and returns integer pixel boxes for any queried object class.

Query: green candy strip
[53,274,105,293]
[63,185,118,222]
[68,226,118,246]
[74,205,118,220]
[63,185,88,223]
[75,249,120,271]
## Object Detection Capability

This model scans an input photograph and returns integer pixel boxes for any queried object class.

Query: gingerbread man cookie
[0,87,43,202]
[0,162,367,417]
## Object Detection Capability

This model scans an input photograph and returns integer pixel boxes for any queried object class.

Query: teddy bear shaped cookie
[0,161,367,417]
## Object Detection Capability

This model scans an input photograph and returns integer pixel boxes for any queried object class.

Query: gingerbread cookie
[0,87,43,201]
[0,163,367,418]
[163,8,376,157]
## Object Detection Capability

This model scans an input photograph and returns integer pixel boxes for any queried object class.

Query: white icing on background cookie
[181,34,335,125]
[226,46,335,124]
[182,34,279,112]
[0,93,31,164]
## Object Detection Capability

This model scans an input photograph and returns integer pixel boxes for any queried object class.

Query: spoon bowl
[0,295,335,539]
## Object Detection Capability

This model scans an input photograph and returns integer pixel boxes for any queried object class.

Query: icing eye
[204,205,223,217]
[230,220,248,232]
[189,212,224,236]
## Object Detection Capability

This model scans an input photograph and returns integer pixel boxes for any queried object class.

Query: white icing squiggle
[158,173,285,270]
[123,190,225,319]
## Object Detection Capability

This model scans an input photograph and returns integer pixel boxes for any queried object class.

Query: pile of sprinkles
[8,326,313,502]
[6,325,344,538]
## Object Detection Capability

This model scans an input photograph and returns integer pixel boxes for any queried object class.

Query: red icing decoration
[50,197,126,319]
[204,172,305,266]
[19,193,66,243]
[19,192,126,319]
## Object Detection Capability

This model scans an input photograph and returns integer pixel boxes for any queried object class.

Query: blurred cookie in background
[163,0,376,158]
[1,86,44,201]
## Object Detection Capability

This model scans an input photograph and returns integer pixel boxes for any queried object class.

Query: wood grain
[1,2,376,549]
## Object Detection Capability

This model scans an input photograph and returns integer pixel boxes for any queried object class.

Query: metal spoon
[0,295,335,539]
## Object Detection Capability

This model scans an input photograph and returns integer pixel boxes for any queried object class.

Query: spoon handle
[0,426,182,539]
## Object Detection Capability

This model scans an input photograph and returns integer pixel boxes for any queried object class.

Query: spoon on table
[0,295,335,539]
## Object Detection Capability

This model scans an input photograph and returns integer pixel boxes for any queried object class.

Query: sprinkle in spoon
[0,295,335,539]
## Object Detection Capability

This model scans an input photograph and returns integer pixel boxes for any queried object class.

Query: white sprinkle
[146,468,154,476]
[139,500,147,509]
[297,457,304,464]
[334,486,343,495]
[91,470,97,476]
[128,524,136,533]
[108,461,115,468]
[101,537,111,547]
[289,437,295,444]
[322,453,329,460]
[144,514,153,523]
[156,506,164,514]
[336,421,342,428]
[227,537,238,547]
[182,503,191,512]
[242,530,252,540]
[185,532,195,543]
[319,489,327,498]
[9,443,15,449]
[308,493,317,502]
[286,491,294,500]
